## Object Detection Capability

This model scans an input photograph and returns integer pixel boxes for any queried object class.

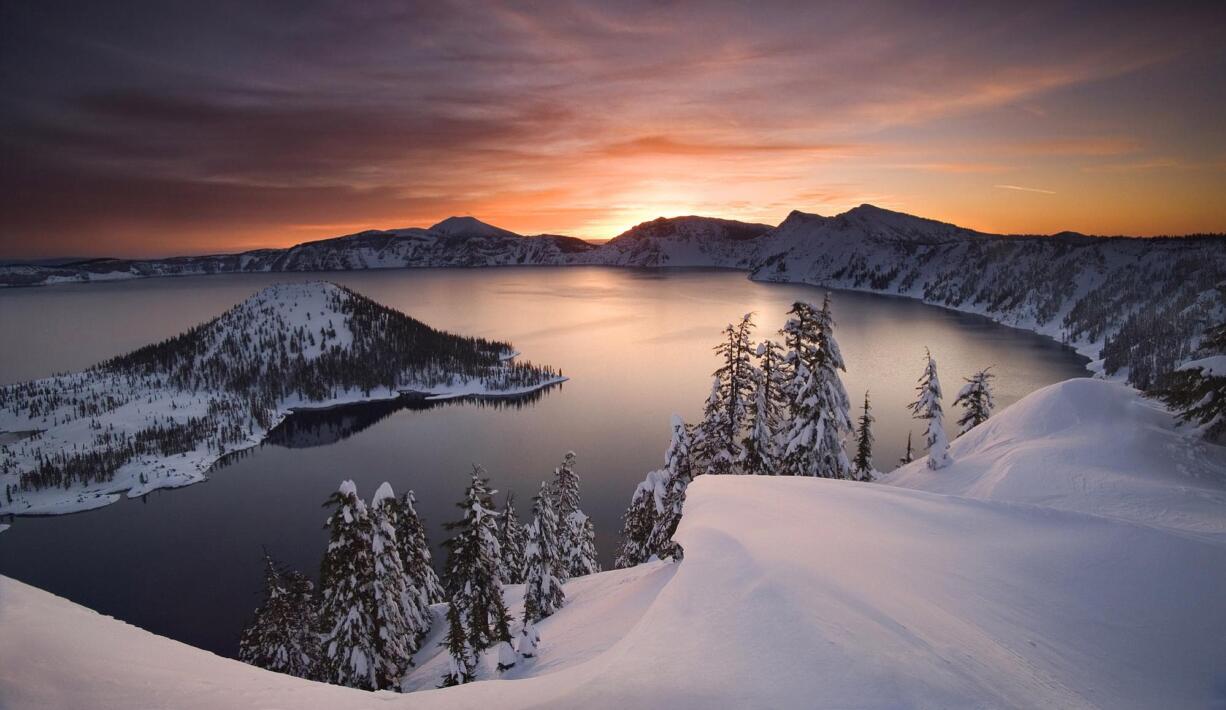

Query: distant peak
[429,216,520,239]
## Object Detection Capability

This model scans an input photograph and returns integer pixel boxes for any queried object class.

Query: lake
[0,267,1089,657]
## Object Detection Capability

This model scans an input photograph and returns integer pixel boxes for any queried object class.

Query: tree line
[239,452,599,691]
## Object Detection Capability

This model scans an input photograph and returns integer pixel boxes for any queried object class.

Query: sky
[2,0,1225,258]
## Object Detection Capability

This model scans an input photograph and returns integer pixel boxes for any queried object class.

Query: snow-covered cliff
[3,379,1224,709]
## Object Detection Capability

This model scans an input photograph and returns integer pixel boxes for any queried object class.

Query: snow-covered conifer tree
[394,490,444,608]
[1156,322,1226,439]
[693,377,730,475]
[238,553,321,680]
[909,349,952,469]
[441,466,516,683]
[851,391,877,482]
[780,296,853,478]
[318,480,379,690]
[440,602,475,687]
[552,451,599,579]
[520,481,565,656]
[953,367,996,434]
[614,473,659,569]
[368,482,416,688]
[742,339,786,475]
[496,490,527,584]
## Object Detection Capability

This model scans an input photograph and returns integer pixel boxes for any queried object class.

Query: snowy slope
[885,378,1226,542]
[4,379,1226,709]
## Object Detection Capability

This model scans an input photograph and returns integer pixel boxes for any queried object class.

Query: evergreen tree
[742,339,786,475]
[496,490,528,585]
[909,349,952,469]
[368,483,416,688]
[441,466,516,684]
[394,490,444,616]
[439,601,475,687]
[780,296,854,478]
[693,376,732,475]
[551,451,594,580]
[953,367,996,434]
[899,432,914,466]
[615,469,663,569]
[238,553,321,680]
[519,481,566,656]
[318,480,378,690]
[851,391,877,482]
[1155,322,1226,439]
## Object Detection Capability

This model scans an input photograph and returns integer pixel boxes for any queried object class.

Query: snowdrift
[3,379,1226,709]
[886,378,1226,543]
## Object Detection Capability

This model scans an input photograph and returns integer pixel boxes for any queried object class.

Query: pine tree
[1155,322,1226,439]
[496,491,527,585]
[318,480,379,690]
[780,296,853,478]
[909,349,952,469]
[441,466,516,684]
[647,416,695,560]
[519,481,566,656]
[615,469,663,569]
[851,391,877,482]
[899,432,914,465]
[742,339,786,475]
[693,376,731,475]
[368,482,416,688]
[238,553,321,680]
[440,601,475,687]
[552,451,600,579]
[953,367,996,434]
[394,490,445,608]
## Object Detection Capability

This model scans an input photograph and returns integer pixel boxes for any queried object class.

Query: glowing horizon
[3,2,1225,258]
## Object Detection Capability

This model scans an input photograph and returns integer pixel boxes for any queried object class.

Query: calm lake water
[0,267,1089,657]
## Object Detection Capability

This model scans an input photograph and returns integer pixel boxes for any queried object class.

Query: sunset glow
[2,1,1225,258]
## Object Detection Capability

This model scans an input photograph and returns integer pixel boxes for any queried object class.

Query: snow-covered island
[2,378,1224,708]
[0,282,565,519]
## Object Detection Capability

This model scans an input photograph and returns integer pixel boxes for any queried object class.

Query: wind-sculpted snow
[3,207,1224,386]
[0,282,563,519]
[4,380,1226,708]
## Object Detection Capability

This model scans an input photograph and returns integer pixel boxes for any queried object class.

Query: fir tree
[496,490,527,585]
[1155,322,1226,439]
[552,451,600,579]
[851,391,877,482]
[440,601,475,687]
[706,313,756,473]
[368,482,416,688]
[647,416,695,561]
[693,376,732,475]
[519,481,566,657]
[614,469,663,569]
[238,553,321,680]
[394,490,445,608]
[441,466,516,683]
[909,349,952,469]
[953,367,996,434]
[318,480,379,690]
[899,431,914,466]
[780,296,853,478]
[742,339,786,475]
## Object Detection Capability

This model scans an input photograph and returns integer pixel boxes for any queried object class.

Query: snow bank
[4,379,1225,708]
[886,378,1226,543]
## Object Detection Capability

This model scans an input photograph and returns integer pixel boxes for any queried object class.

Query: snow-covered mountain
[0,282,563,518]
[4,378,1224,708]
[3,206,1223,386]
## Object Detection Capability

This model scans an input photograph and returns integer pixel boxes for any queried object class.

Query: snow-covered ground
[3,378,1224,708]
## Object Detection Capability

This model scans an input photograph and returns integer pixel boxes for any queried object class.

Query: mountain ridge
[3,204,1223,388]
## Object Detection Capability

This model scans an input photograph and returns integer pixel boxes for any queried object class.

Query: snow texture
[3,378,1225,708]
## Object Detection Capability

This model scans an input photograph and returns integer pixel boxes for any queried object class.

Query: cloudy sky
[2,0,1224,257]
